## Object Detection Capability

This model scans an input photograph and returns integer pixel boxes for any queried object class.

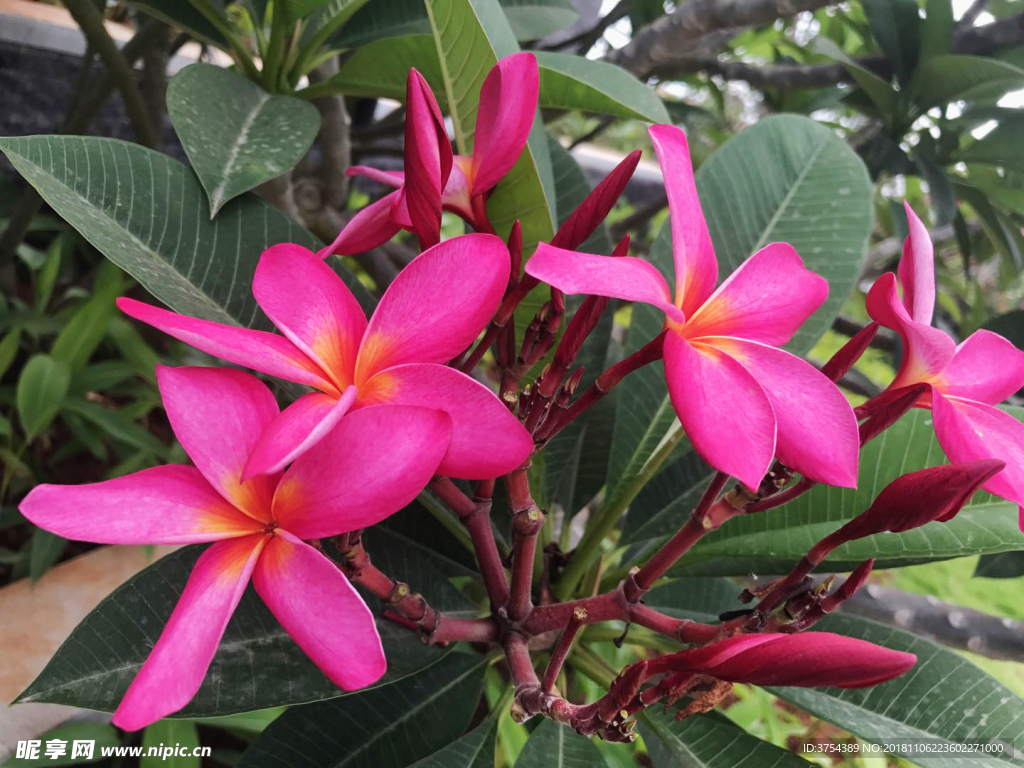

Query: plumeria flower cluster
[20,52,1024,740]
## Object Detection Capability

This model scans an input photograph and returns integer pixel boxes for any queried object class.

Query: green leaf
[17,527,464,715]
[955,113,1024,172]
[60,400,170,459]
[534,52,669,123]
[424,0,556,251]
[514,719,604,767]
[237,652,488,768]
[129,0,228,46]
[16,354,71,440]
[50,261,123,370]
[29,529,67,582]
[770,614,1024,767]
[814,38,899,115]
[919,0,954,65]
[168,64,321,216]
[315,35,445,100]
[914,141,958,227]
[410,717,497,768]
[0,136,374,332]
[673,408,1024,576]
[975,550,1024,578]
[334,0,576,47]
[141,721,200,768]
[606,115,872,503]
[862,0,921,82]
[912,56,1024,110]
[639,709,812,767]
[0,326,23,382]
[502,0,578,40]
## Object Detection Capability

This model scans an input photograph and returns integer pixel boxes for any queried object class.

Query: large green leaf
[534,52,669,123]
[409,717,497,768]
[17,527,466,715]
[167,64,321,216]
[514,719,604,767]
[606,115,872,501]
[0,136,373,333]
[424,0,556,252]
[771,614,1024,767]
[640,710,812,767]
[645,577,1024,766]
[912,56,1024,110]
[671,407,1024,577]
[334,0,576,47]
[237,651,488,768]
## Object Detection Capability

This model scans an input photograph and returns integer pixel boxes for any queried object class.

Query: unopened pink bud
[648,633,915,688]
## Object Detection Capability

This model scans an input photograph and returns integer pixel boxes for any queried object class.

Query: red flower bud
[647,633,915,688]
[821,322,879,383]
[551,150,641,250]
[823,459,1005,549]
[403,68,452,250]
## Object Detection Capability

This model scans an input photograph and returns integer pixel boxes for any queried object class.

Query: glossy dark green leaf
[18,525,466,716]
[167,64,321,216]
[410,717,497,768]
[0,136,373,333]
[606,115,871,502]
[640,709,811,767]
[919,0,954,65]
[237,652,488,768]
[673,407,1024,577]
[514,719,605,767]
[770,614,1024,767]
[975,550,1024,579]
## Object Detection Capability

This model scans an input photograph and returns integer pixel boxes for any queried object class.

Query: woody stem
[506,466,544,623]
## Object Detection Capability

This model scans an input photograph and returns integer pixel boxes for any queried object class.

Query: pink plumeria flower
[19,365,456,730]
[866,202,1024,525]
[324,53,540,256]
[118,234,532,480]
[526,124,860,491]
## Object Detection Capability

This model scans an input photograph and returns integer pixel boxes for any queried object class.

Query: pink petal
[404,69,452,249]
[525,243,684,324]
[19,465,262,544]
[362,363,532,478]
[866,273,955,387]
[272,404,452,538]
[347,166,404,188]
[709,337,860,487]
[112,535,266,730]
[472,53,539,195]
[317,190,403,258]
[937,330,1024,405]
[253,244,367,388]
[243,387,358,480]
[117,298,333,392]
[932,392,1024,524]
[898,202,936,324]
[157,366,279,519]
[683,242,828,346]
[663,332,776,491]
[649,124,717,316]
[441,156,475,221]
[252,530,385,691]
[355,234,509,383]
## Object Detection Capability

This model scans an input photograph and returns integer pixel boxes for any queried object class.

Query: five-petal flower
[526,124,860,491]
[19,365,455,729]
[324,53,540,256]
[866,202,1024,525]
[118,234,533,480]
